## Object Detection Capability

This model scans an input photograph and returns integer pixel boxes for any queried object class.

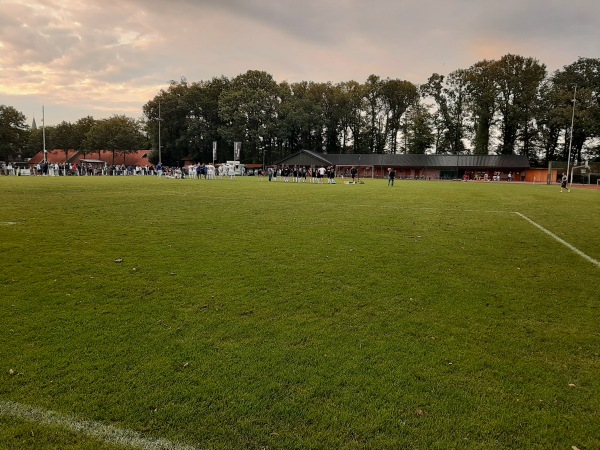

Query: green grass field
[1,176,599,449]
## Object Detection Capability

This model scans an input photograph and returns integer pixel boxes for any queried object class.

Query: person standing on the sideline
[560,173,570,192]
[388,168,396,186]
[157,162,163,178]
[350,166,357,183]
[318,166,326,183]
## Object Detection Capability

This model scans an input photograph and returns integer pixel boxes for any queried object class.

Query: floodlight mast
[567,86,576,188]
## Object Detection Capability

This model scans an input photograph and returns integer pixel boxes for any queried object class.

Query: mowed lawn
[1,176,599,450]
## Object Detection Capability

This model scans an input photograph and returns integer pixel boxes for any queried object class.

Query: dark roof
[274,149,332,166]
[276,150,530,169]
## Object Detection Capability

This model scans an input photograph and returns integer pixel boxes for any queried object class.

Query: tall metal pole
[42,106,46,163]
[158,101,162,165]
[567,86,576,187]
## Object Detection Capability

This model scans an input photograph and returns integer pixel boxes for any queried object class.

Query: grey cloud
[0,5,80,65]
[474,0,599,40]
[2,0,599,125]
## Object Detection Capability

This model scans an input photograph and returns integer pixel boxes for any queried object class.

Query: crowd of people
[0,162,17,175]
[0,162,160,176]
[2,162,527,187]
[255,165,340,184]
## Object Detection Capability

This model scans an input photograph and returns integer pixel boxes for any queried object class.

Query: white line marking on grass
[416,207,507,213]
[0,400,199,450]
[161,190,189,197]
[514,212,600,268]
[354,205,508,214]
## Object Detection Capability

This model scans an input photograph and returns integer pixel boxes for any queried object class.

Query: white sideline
[514,212,600,268]
[0,400,198,450]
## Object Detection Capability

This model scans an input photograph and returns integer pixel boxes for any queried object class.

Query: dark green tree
[144,78,194,166]
[465,60,497,155]
[84,115,146,165]
[380,78,419,154]
[363,75,384,153]
[285,81,325,153]
[51,121,77,162]
[73,116,96,158]
[535,80,563,163]
[0,105,29,161]
[27,127,48,159]
[551,57,600,164]
[338,80,365,153]
[219,70,279,164]
[421,71,468,154]
[494,54,546,156]
[405,103,435,154]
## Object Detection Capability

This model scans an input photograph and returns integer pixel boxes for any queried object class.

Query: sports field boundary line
[514,212,600,268]
[0,400,199,450]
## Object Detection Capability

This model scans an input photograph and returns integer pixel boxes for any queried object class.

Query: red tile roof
[28,150,153,167]
[28,150,79,165]
[80,150,152,166]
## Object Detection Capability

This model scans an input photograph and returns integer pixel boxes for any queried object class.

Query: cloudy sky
[1,0,597,126]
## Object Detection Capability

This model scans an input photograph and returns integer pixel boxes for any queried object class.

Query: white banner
[212,141,217,162]
[234,142,241,161]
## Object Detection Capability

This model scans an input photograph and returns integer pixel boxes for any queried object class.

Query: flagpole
[567,86,576,187]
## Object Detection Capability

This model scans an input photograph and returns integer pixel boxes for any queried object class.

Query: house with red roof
[27,150,80,166]
[28,150,153,168]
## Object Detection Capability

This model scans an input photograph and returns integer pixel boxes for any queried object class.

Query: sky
[1,0,598,126]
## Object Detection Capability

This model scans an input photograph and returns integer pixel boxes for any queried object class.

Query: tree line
[0,111,149,165]
[1,54,599,166]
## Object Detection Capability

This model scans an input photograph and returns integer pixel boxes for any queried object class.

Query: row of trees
[0,113,148,164]
[143,55,599,166]
[2,54,598,166]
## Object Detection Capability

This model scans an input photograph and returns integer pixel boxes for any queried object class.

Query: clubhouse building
[275,150,532,181]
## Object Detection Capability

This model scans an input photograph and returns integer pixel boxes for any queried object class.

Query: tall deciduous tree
[494,54,546,156]
[405,103,435,154]
[421,71,468,154]
[338,80,365,154]
[286,81,325,152]
[380,79,419,154]
[466,60,497,155]
[551,57,600,164]
[363,75,384,153]
[84,115,146,164]
[144,78,194,165]
[219,70,279,163]
[0,105,29,161]
[73,116,96,157]
[51,121,77,161]
[23,128,48,158]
